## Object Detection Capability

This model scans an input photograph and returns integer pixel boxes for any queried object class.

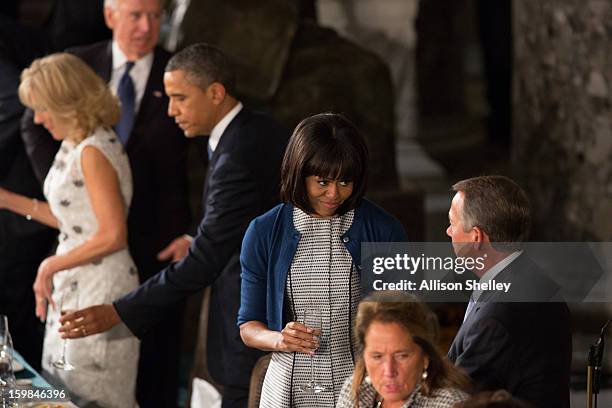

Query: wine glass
[0,352,15,408]
[299,306,325,394]
[0,314,15,373]
[53,282,78,371]
[0,316,12,352]
[0,315,16,407]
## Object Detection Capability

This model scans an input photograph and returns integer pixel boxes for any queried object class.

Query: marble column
[513,0,612,241]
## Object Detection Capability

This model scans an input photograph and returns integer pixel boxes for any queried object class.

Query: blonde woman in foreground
[0,53,138,407]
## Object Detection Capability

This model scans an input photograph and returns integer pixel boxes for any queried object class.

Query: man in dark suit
[60,43,288,408]
[20,0,191,406]
[446,175,571,408]
[0,37,55,372]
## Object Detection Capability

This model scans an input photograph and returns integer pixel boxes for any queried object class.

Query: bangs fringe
[304,143,361,182]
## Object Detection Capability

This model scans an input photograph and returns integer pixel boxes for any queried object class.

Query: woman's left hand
[33,256,61,321]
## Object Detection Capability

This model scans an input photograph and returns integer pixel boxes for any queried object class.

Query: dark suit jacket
[0,40,56,370]
[0,48,54,256]
[114,106,288,390]
[448,254,572,408]
[20,41,190,280]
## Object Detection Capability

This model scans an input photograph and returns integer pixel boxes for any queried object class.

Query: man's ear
[103,6,116,30]
[471,226,489,250]
[207,82,227,105]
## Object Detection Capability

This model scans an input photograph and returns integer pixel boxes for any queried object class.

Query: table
[13,350,52,389]
[7,351,77,407]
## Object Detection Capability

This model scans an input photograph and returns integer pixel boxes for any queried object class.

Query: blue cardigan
[238,199,408,331]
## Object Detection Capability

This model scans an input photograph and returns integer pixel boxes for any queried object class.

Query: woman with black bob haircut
[280,112,368,216]
[238,113,407,407]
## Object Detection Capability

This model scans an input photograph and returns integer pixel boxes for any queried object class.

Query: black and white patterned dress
[260,207,361,407]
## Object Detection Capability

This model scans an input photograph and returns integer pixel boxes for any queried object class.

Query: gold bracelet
[25,198,38,221]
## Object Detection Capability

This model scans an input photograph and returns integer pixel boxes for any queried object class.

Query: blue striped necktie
[116,61,135,145]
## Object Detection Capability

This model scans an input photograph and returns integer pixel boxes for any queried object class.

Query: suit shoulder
[240,108,287,137]
[227,109,288,161]
[66,40,109,60]
[475,300,568,334]
[153,46,172,64]
[505,255,565,301]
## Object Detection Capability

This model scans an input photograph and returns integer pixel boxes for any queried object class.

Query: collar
[209,102,243,151]
[111,41,154,72]
[472,250,522,301]
[371,381,421,408]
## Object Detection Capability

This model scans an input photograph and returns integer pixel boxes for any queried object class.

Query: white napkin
[190,377,222,408]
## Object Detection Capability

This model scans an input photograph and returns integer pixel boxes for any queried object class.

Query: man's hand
[59,304,121,339]
[157,235,191,262]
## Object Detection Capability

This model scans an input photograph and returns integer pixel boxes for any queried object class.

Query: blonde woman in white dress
[0,53,139,407]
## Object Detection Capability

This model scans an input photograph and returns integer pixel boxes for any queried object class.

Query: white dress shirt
[463,250,522,322]
[109,42,154,115]
[208,102,243,152]
[472,250,522,301]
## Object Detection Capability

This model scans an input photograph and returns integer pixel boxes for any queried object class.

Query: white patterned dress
[41,128,139,408]
[259,207,361,407]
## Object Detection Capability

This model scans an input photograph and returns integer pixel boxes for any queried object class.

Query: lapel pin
[153,90,163,98]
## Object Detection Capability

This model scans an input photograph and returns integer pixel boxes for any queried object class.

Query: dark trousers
[221,387,248,408]
[136,302,184,408]
[207,260,263,408]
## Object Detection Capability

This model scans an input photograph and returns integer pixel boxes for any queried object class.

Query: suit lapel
[449,296,484,361]
[203,108,249,201]
[94,42,113,82]
[450,258,521,358]
[209,107,249,162]
[127,47,166,151]
[477,260,516,304]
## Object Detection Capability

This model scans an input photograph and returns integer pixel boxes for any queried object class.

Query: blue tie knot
[124,61,135,74]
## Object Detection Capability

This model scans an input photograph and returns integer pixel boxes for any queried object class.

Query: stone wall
[513,0,612,240]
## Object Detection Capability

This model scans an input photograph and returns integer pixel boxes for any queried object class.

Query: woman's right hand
[275,321,320,354]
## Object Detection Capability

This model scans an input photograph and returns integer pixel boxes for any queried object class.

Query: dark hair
[351,291,470,402]
[454,390,535,408]
[452,175,531,250]
[280,113,368,215]
[166,43,236,95]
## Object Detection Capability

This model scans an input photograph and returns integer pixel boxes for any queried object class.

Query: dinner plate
[15,378,32,386]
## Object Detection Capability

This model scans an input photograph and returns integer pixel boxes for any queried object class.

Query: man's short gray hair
[452,175,531,249]
[104,0,163,9]
[165,43,237,96]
